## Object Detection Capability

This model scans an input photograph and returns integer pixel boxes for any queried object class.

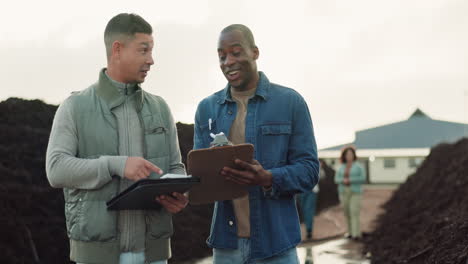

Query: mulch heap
[0,97,337,264]
[170,122,213,263]
[0,98,67,264]
[296,160,338,224]
[363,138,468,264]
[316,160,338,213]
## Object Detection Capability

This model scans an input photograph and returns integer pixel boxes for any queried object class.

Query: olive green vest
[64,70,174,263]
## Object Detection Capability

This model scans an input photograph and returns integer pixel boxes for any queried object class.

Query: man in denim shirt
[193,24,319,263]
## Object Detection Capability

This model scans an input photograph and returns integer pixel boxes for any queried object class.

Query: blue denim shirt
[193,72,319,260]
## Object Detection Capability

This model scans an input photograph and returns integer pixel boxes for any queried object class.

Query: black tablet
[106,177,200,210]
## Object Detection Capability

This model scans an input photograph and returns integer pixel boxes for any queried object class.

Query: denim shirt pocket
[259,123,291,166]
[198,118,219,147]
[261,124,291,135]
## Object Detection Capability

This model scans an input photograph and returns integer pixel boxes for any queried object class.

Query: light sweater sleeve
[46,97,127,189]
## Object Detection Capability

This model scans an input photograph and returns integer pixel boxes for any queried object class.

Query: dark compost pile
[364,138,468,264]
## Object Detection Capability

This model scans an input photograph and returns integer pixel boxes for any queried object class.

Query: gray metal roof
[322,109,468,150]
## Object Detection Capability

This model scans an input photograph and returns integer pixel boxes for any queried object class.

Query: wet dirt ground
[191,185,396,264]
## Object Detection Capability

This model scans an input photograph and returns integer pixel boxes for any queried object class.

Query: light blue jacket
[335,162,366,193]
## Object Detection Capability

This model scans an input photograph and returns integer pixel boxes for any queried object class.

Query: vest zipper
[124,90,131,249]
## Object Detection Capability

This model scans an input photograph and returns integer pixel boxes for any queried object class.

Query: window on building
[408,157,423,168]
[384,158,396,169]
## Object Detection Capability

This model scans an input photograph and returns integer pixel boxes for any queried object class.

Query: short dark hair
[221,24,256,48]
[104,13,152,58]
[340,146,357,163]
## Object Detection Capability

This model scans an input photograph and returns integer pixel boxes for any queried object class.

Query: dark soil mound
[363,138,468,264]
[316,160,338,213]
[0,98,67,264]
[297,160,338,224]
[170,123,212,263]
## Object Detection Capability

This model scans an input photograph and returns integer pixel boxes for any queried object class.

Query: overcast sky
[1,0,467,149]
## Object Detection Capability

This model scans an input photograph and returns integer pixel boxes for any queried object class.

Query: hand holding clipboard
[187,144,254,204]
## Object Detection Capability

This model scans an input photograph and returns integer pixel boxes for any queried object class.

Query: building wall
[369,156,424,183]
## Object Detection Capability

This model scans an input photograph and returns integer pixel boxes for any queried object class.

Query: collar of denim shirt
[216,71,270,104]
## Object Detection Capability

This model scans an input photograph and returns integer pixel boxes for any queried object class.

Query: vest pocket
[144,156,173,239]
[65,181,119,242]
[146,209,173,239]
[146,126,166,134]
[81,201,118,241]
[66,200,118,242]
[145,126,169,158]
[65,200,82,239]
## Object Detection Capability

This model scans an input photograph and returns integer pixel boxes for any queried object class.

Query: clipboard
[187,144,254,204]
[106,177,200,210]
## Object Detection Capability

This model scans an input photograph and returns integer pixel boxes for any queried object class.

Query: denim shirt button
[228,110,233,115]
[228,220,234,226]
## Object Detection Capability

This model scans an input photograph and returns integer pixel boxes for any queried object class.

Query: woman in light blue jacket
[334,146,366,240]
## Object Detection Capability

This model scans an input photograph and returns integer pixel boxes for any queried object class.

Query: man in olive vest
[46,13,188,264]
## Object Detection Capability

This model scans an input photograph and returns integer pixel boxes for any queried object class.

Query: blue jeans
[299,191,317,233]
[213,238,299,264]
[77,251,167,264]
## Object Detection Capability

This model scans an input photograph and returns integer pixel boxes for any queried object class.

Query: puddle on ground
[297,238,370,264]
[193,238,370,264]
